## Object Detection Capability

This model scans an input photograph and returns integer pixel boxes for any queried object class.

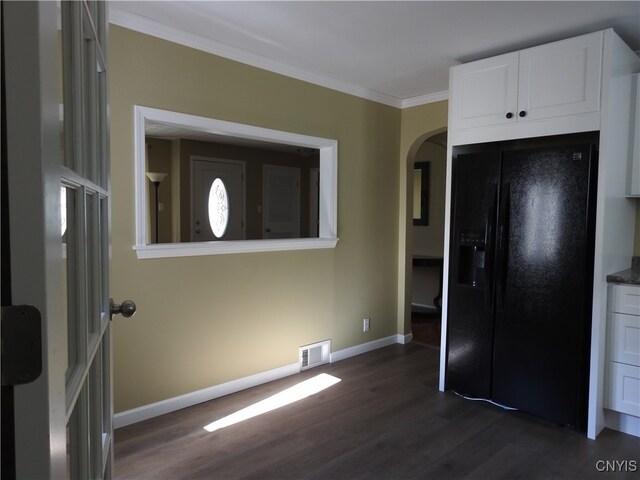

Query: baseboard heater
[299,340,331,371]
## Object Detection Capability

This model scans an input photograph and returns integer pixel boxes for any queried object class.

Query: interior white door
[263,165,301,239]
[191,157,245,241]
[4,2,118,478]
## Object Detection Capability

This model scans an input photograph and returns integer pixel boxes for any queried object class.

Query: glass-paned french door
[5,0,112,477]
[60,1,112,478]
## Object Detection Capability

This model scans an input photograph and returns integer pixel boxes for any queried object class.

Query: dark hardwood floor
[115,343,639,480]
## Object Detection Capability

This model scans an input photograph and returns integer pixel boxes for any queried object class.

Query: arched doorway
[406,129,447,347]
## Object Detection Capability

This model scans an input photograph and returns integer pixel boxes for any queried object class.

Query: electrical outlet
[363,317,370,332]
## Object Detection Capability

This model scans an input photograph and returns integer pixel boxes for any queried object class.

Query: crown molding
[109,8,448,109]
[109,7,410,108]
[401,90,449,108]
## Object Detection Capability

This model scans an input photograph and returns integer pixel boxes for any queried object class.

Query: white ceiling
[110,1,640,108]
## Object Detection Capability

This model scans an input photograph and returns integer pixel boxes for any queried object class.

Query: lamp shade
[146,172,168,183]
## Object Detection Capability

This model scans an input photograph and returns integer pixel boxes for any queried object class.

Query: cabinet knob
[519,111,527,117]
[506,112,513,119]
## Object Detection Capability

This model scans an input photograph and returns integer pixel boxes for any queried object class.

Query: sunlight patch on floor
[203,373,341,433]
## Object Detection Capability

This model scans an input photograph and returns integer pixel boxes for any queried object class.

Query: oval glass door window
[208,178,229,238]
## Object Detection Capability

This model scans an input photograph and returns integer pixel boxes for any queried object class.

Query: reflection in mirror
[133,107,338,258]
[145,132,320,243]
[413,161,430,226]
[145,171,168,244]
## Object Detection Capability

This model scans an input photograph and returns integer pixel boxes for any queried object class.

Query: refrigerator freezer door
[491,145,596,427]
[447,151,500,398]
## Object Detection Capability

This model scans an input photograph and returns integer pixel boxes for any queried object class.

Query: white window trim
[133,106,338,258]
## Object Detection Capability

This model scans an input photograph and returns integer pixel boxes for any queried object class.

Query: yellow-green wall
[109,26,400,412]
[396,102,449,335]
[412,138,447,257]
[109,26,640,414]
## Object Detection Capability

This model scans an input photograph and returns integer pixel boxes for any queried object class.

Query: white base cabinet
[605,284,640,437]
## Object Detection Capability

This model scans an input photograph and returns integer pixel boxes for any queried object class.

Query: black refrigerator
[446,134,598,430]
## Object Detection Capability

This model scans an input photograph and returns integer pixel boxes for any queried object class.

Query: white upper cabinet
[450,52,519,130]
[450,31,603,144]
[518,32,602,122]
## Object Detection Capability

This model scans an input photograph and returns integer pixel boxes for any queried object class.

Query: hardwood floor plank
[115,344,639,480]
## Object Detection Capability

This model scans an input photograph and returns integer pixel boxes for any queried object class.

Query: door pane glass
[95,0,107,48]
[60,1,77,171]
[100,196,109,323]
[61,186,69,374]
[85,0,97,21]
[87,192,101,345]
[208,178,229,238]
[93,0,108,186]
[82,11,98,182]
[64,186,79,380]
[89,346,103,479]
[97,67,108,188]
[67,386,88,480]
[101,329,112,469]
[56,1,65,166]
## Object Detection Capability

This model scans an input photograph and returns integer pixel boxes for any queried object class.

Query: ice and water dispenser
[457,230,486,288]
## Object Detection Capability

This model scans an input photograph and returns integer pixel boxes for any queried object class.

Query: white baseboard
[329,335,399,363]
[114,334,407,429]
[114,362,299,428]
[397,332,414,344]
[604,409,640,437]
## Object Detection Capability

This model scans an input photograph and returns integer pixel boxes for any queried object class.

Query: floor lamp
[146,172,168,243]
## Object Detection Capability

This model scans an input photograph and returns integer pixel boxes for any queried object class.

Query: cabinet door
[607,362,640,417]
[609,312,640,367]
[450,52,518,130]
[612,284,640,316]
[517,31,602,122]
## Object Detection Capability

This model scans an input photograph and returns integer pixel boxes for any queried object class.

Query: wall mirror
[413,161,430,226]
[134,106,338,259]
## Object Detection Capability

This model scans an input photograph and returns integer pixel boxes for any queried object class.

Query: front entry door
[4,2,118,478]
[191,157,246,241]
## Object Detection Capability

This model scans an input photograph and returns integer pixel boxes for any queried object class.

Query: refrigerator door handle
[496,182,511,310]
[484,185,498,311]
